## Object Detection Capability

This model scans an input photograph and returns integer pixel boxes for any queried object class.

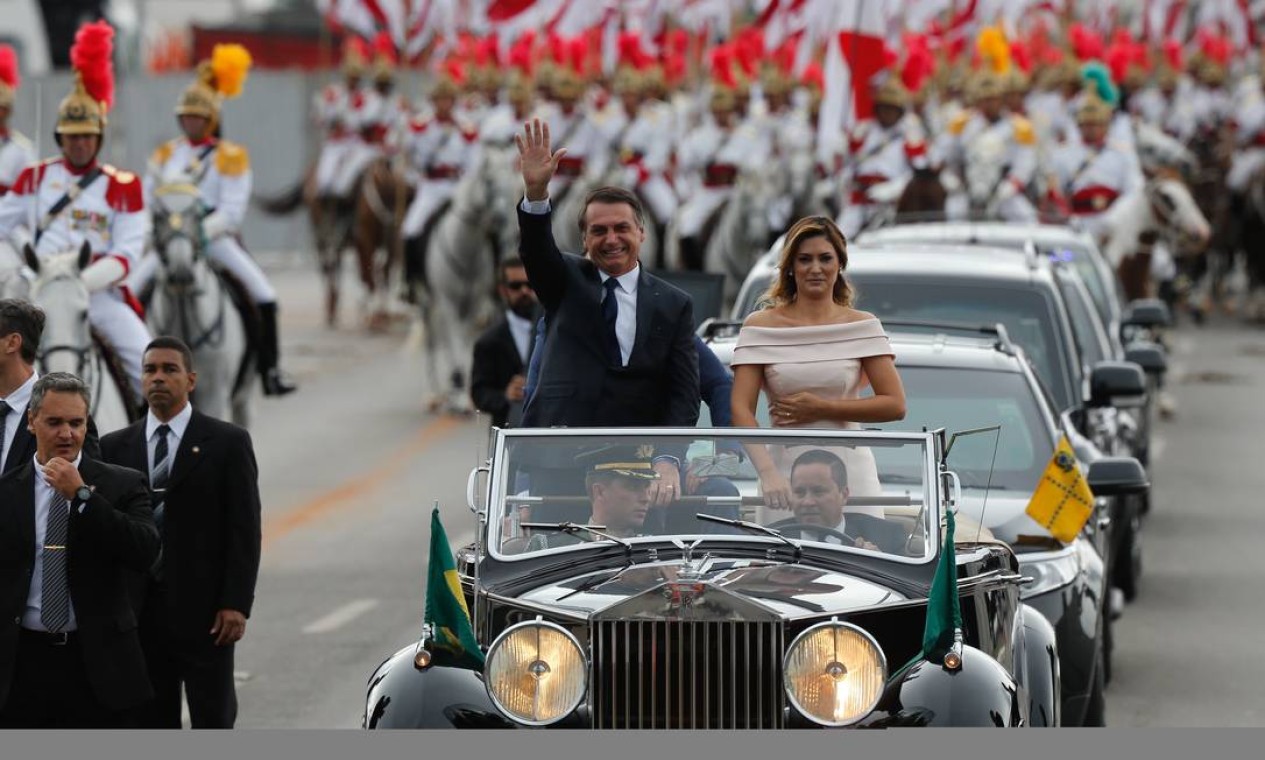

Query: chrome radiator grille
[591,620,785,729]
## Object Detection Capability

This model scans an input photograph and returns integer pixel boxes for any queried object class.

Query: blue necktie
[602,278,622,366]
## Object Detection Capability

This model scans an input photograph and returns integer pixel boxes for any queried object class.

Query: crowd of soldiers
[303,27,1265,316]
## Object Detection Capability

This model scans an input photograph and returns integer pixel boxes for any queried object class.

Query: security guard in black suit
[100,336,261,729]
[0,372,159,727]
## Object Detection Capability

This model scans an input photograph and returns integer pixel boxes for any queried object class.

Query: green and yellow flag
[922,509,963,661]
[1025,435,1095,544]
[424,508,485,671]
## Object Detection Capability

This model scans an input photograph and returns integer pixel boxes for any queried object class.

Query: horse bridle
[153,215,229,352]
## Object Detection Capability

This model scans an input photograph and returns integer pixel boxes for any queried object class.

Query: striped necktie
[151,425,172,530]
[41,490,71,633]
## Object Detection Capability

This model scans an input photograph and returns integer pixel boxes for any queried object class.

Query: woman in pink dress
[730,216,907,513]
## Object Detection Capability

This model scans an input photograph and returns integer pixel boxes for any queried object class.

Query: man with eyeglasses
[471,256,540,428]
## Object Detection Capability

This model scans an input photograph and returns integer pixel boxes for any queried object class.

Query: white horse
[147,183,254,427]
[0,241,32,299]
[415,144,520,414]
[22,243,133,435]
[1097,173,1211,299]
[948,128,1013,221]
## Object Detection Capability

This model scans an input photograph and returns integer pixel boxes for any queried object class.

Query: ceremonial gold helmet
[710,84,737,113]
[56,75,107,135]
[872,76,909,109]
[430,73,461,100]
[1076,92,1113,125]
[1005,67,1031,96]
[175,44,252,130]
[342,40,367,79]
[0,44,18,110]
[552,67,585,101]
[612,66,643,96]
[176,62,219,120]
[507,71,534,107]
[969,70,1007,102]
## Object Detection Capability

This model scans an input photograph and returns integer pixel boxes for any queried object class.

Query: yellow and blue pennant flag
[1025,436,1095,543]
[425,508,485,671]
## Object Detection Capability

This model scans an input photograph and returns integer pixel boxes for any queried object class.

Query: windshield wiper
[519,521,633,557]
[696,514,802,561]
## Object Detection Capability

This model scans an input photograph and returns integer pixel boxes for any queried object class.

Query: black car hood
[515,558,910,619]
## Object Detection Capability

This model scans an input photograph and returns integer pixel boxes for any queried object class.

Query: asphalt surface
[226,255,1264,727]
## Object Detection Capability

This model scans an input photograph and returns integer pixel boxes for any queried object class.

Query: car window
[1055,271,1111,367]
[491,432,934,563]
[734,273,775,319]
[877,366,1060,550]
[848,277,1077,411]
[1042,243,1114,327]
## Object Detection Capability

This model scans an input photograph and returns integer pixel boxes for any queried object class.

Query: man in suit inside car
[99,336,261,728]
[513,118,699,509]
[0,372,158,727]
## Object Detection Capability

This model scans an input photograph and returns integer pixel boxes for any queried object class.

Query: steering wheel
[767,519,859,546]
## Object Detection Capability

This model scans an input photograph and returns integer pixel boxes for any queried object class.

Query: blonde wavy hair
[760,216,854,309]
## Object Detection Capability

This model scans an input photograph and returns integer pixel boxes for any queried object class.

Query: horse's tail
[255,181,307,216]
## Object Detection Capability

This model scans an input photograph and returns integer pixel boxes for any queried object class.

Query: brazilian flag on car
[921,509,963,662]
[425,508,485,670]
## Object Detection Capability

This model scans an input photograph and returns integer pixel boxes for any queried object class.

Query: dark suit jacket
[0,457,159,711]
[470,315,529,428]
[517,204,700,428]
[100,410,261,652]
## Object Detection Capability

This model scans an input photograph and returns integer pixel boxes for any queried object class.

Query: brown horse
[257,159,411,328]
[894,168,949,223]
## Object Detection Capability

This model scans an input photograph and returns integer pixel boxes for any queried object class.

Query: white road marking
[302,598,381,635]
[1151,436,1166,462]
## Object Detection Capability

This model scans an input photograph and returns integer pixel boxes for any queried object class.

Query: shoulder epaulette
[1012,116,1037,146]
[215,141,250,176]
[948,111,971,136]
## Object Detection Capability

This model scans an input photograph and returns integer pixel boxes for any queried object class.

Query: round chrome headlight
[783,621,887,726]
[485,620,587,725]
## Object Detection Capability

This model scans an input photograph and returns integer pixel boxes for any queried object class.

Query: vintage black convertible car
[363,427,1067,728]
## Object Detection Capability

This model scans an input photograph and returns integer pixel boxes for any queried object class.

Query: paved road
[228,256,1264,727]
[1106,315,1265,726]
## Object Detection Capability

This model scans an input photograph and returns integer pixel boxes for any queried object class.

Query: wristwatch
[75,485,93,503]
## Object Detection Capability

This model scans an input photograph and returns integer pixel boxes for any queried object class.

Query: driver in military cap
[580,443,660,538]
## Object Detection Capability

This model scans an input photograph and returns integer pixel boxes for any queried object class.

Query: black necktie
[0,399,10,471]
[151,425,172,530]
[602,278,622,366]
[41,490,71,633]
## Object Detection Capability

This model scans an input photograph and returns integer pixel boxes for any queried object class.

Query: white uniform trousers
[677,186,732,238]
[129,238,275,303]
[315,139,354,197]
[637,175,678,227]
[90,289,151,396]
[401,178,458,239]
[332,141,380,199]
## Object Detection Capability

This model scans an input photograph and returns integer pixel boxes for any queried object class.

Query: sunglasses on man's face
[503,280,533,291]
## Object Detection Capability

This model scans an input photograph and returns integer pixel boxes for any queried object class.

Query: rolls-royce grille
[591,620,785,729]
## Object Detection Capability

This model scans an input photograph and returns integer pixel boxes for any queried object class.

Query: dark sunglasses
[503,280,533,291]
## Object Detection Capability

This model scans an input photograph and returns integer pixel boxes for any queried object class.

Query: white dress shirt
[146,402,194,475]
[519,197,639,365]
[506,310,534,366]
[0,372,36,469]
[24,452,83,631]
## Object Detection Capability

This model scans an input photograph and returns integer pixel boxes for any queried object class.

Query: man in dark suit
[514,118,700,502]
[471,256,539,428]
[100,336,261,728]
[1,299,101,475]
[0,372,159,727]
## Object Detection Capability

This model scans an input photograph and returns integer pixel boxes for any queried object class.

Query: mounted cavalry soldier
[0,45,34,200]
[838,75,930,239]
[399,72,481,289]
[0,22,150,398]
[312,39,370,203]
[1047,93,1142,239]
[138,44,297,396]
[539,67,609,204]
[938,69,1040,222]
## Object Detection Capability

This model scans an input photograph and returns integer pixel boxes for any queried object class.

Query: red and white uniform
[675,115,772,239]
[1048,138,1142,240]
[314,83,376,198]
[838,114,929,239]
[399,113,480,239]
[0,158,151,392]
[537,103,611,200]
[938,111,1040,222]
[0,129,35,195]
[1228,86,1265,192]
[616,99,679,226]
[139,136,275,303]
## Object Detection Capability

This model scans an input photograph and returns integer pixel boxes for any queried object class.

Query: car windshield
[878,366,1062,550]
[1040,243,1115,327]
[489,431,935,564]
[847,277,1076,411]
[1055,272,1111,367]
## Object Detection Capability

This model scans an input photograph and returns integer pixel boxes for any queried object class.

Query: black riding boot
[258,302,298,396]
